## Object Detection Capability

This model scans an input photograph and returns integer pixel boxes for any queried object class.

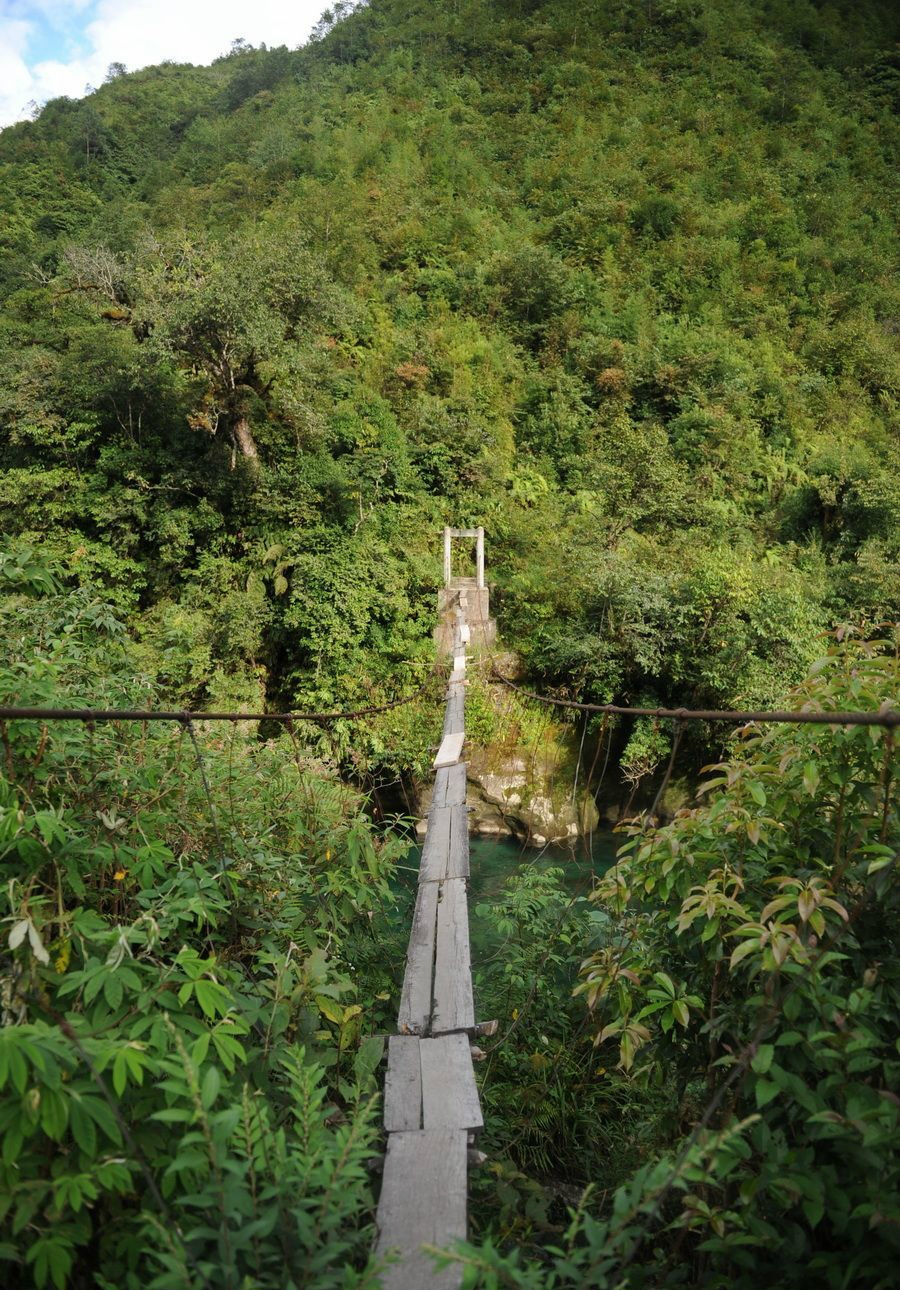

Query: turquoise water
[465,831,618,907]
[397,831,618,900]
[393,829,620,960]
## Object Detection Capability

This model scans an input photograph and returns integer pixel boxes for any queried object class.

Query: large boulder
[415,749,599,846]
[466,748,599,846]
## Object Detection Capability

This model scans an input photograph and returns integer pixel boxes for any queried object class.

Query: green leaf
[103,973,123,1010]
[619,1031,635,1072]
[7,1045,28,1095]
[316,995,345,1025]
[80,1094,122,1145]
[211,1030,245,1075]
[112,1051,128,1098]
[751,1044,774,1075]
[150,1108,192,1123]
[353,1035,385,1087]
[802,1196,825,1228]
[755,1079,780,1108]
[193,980,230,1019]
[867,854,894,876]
[672,1000,690,1028]
[39,1089,68,1141]
[200,1065,220,1110]
[191,1034,210,1067]
[730,939,759,968]
[69,1101,97,1156]
[748,781,766,807]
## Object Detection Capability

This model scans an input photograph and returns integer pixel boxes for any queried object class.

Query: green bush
[0,568,403,1288]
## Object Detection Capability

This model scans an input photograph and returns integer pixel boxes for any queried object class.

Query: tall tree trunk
[232,416,259,465]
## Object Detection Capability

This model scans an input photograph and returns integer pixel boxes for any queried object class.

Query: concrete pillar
[476,527,485,589]
[443,527,452,587]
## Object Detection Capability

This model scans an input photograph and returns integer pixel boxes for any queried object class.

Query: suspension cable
[0,679,436,726]
[491,667,899,728]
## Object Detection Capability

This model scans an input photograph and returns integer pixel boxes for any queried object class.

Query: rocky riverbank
[416,670,599,847]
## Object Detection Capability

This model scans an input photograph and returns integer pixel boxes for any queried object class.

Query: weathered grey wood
[444,762,466,808]
[384,1036,423,1132]
[374,577,483,1282]
[375,1129,467,1289]
[431,766,451,810]
[443,697,464,736]
[398,881,439,1035]
[420,1034,483,1132]
[419,806,451,883]
[445,804,469,880]
[434,731,464,768]
[432,878,475,1034]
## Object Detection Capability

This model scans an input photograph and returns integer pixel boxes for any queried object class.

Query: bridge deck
[375,601,481,1289]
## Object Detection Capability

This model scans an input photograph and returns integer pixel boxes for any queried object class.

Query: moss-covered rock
[416,668,599,845]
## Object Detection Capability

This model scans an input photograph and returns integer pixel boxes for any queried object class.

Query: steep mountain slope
[0,0,897,736]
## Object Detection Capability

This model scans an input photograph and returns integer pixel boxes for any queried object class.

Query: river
[394,829,620,960]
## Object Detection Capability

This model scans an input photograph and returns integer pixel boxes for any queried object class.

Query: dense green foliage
[460,634,899,1287]
[0,557,406,1287]
[1,1,898,1286]
[0,0,897,734]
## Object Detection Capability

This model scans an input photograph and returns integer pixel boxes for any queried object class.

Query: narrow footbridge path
[374,594,483,1289]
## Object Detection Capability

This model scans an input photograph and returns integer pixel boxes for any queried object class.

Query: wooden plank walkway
[375,605,482,1289]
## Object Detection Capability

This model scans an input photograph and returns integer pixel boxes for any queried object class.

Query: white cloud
[0,0,329,129]
[0,15,35,125]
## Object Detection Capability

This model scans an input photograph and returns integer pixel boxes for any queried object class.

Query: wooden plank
[433,731,464,768]
[444,762,466,808]
[398,881,439,1035]
[420,1034,482,1132]
[445,804,469,880]
[432,878,475,1034]
[419,806,451,883]
[384,1036,422,1132]
[375,1129,467,1290]
[431,766,450,810]
[443,696,464,736]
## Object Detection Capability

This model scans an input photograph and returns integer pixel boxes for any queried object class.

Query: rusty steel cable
[490,668,899,728]
[0,679,436,726]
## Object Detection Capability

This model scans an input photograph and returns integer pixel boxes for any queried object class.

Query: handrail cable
[0,681,435,726]
[491,668,899,728]
[1,671,894,729]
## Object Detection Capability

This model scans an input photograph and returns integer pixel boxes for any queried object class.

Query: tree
[134,230,346,467]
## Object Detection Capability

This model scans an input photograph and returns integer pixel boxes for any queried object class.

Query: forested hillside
[1,0,898,737]
[1,2,898,1287]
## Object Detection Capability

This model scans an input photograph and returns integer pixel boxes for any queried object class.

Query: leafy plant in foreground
[0,571,402,1288]
[455,633,898,1287]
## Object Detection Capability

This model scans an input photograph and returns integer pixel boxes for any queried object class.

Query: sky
[0,0,329,128]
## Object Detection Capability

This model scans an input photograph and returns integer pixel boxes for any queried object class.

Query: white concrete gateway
[434,526,497,655]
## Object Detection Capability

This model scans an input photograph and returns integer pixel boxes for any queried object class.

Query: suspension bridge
[1,527,896,1290]
[374,529,495,1289]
